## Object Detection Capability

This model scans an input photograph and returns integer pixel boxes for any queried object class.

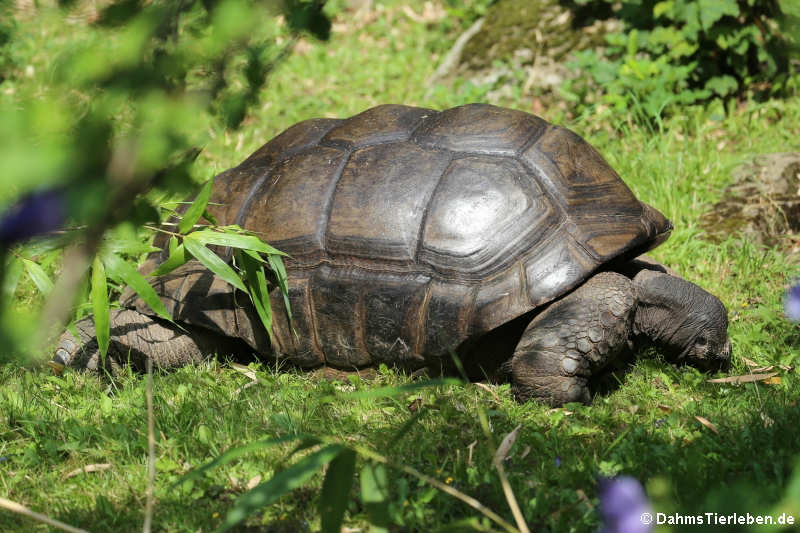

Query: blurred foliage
[442,0,496,22]
[561,0,799,127]
[0,0,330,363]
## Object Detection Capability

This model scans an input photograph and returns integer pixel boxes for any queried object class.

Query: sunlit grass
[1,0,800,531]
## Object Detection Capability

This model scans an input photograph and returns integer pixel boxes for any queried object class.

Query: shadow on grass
[2,361,800,532]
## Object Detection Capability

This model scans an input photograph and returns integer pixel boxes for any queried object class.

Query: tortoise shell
[135,104,671,370]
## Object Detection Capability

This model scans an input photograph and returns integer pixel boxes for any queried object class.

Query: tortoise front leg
[510,272,636,406]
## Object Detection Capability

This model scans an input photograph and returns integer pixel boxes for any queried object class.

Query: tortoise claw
[51,336,78,371]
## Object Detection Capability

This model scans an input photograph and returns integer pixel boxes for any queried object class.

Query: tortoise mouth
[675,337,732,372]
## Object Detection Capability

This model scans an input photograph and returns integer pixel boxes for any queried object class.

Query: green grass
[2,1,800,532]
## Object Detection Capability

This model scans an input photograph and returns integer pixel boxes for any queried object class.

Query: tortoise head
[632,270,731,371]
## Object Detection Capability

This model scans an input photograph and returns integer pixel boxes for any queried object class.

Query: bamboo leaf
[237,250,274,343]
[220,445,346,532]
[183,236,246,292]
[178,178,215,234]
[102,236,160,255]
[91,256,110,359]
[201,209,218,226]
[360,462,391,531]
[320,449,356,533]
[188,229,287,255]
[151,237,189,276]
[267,253,292,325]
[2,256,23,300]
[21,258,54,295]
[102,253,172,322]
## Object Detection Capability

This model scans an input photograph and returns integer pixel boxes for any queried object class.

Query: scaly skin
[510,272,636,405]
[53,309,245,373]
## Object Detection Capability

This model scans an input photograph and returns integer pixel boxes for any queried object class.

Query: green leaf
[178,178,215,234]
[705,75,739,96]
[3,256,23,300]
[237,250,274,343]
[21,258,54,295]
[151,237,189,276]
[360,462,391,531]
[102,236,160,255]
[188,229,287,255]
[653,1,673,18]
[320,449,356,533]
[220,444,346,532]
[102,252,172,322]
[626,28,639,58]
[174,435,316,488]
[91,256,110,359]
[267,253,293,325]
[698,0,739,31]
[201,208,218,226]
[183,235,246,292]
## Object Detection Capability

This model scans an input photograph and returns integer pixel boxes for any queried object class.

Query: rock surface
[700,152,800,249]
[429,0,619,102]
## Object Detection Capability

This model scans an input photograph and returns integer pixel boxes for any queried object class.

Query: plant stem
[0,496,90,533]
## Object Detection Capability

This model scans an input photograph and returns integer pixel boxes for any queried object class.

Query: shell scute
[420,155,555,276]
[413,103,547,156]
[321,104,434,148]
[521,125,653,261]
[241,146,348,264]
[326,142,451,263]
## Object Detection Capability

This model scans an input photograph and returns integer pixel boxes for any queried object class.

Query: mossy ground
[2,1,800,532]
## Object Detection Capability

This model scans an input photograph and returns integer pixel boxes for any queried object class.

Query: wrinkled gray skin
[52,258,730,406]
[507,267,730,404]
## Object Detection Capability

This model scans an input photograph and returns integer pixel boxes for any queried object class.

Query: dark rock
[700,152,800,249]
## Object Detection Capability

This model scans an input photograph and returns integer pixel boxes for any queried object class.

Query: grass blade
[339,378,462,400]
[183,235,246,292]
[178,178,214,234]
[189,229,287,255]
[173,435,316,488]
[387,410,427,449]
[320,448,356,533]
[360,462,391,531]
[102,253,172,322]
[150,237,188,276]
[220,444,347,532]
[21,258,54,295]
[90,256,110,360]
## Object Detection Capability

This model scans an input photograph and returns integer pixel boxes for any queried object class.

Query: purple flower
[785,284,800,321]
[598,476,653,533]
[0,188,65,245]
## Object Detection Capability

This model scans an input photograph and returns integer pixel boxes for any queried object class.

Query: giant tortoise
[53,104,731,405]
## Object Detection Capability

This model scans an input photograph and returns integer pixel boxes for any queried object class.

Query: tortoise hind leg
[509,272,636,406]
[53,309,251,374]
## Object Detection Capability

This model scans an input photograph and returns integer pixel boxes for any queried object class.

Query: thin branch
[0,496,90,533]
